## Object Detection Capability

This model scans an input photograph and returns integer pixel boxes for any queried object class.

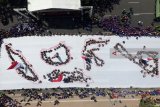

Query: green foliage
[139,98,157,107]
[156,0,160,18]
[155,26,160,32]
[0,92,3,97]
[0,0,8,5]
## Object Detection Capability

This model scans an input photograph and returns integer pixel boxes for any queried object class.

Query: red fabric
[112,51,117,56]
[81,56,86,60]
[147,57,153,61]
[7,61,18,70]
[52,74,63,82]
[111,93,117,99]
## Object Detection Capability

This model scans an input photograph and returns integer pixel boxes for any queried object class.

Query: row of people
[2,87,160,106]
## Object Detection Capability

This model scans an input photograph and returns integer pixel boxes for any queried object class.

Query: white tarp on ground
[28,0,81,12]
[0,35,160,90]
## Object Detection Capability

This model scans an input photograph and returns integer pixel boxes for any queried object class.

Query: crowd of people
[0,8,159,46]
[114,43,159,77]
[9,20,45,37]
[99,9,160,36]
[45,68,91,84]
[0,93,21,107]
[0,1,160,107]
[5,43,40,82]
[82,38,110,70]
[40,43,71,66]
[1,88,160,106]
[0,10,47,39]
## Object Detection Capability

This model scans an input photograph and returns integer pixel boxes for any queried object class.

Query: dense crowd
[45,68,91,83]
[0,8,160,46]
[100,16,160,36]
[5,44,40,82]
[99,9,160,36]
[0,93,21,107]
[0,88,106,107]
[114,43,159,77]
[1,88,160,106]
[40,43,71,66]
[0,11,47,39]
[82,38,110,70]
[9,20,45,37]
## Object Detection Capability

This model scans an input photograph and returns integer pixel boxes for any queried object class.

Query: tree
[139,97,157,107]
[0,0,8,5]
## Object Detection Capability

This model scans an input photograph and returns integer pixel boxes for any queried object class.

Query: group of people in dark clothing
[0,88,106,107]
[5,43,40,82]
[45,68,91,84]
[1,88,160,107]
[114,43,159,78]
[40,43,71,66]
[82,38,110,71]
[99,9,160,36]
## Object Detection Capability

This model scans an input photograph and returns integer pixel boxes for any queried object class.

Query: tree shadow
[39,11,83,29]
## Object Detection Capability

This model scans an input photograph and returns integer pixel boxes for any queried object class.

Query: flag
[52,73,63,82]
[81,56,87,60]
[7,61,23,70]
[147,57,153,61]
[112,51,117,56]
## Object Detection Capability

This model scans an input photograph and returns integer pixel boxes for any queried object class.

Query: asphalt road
[105,0,156,27]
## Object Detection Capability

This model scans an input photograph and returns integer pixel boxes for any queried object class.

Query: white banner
[0,35,160,90]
